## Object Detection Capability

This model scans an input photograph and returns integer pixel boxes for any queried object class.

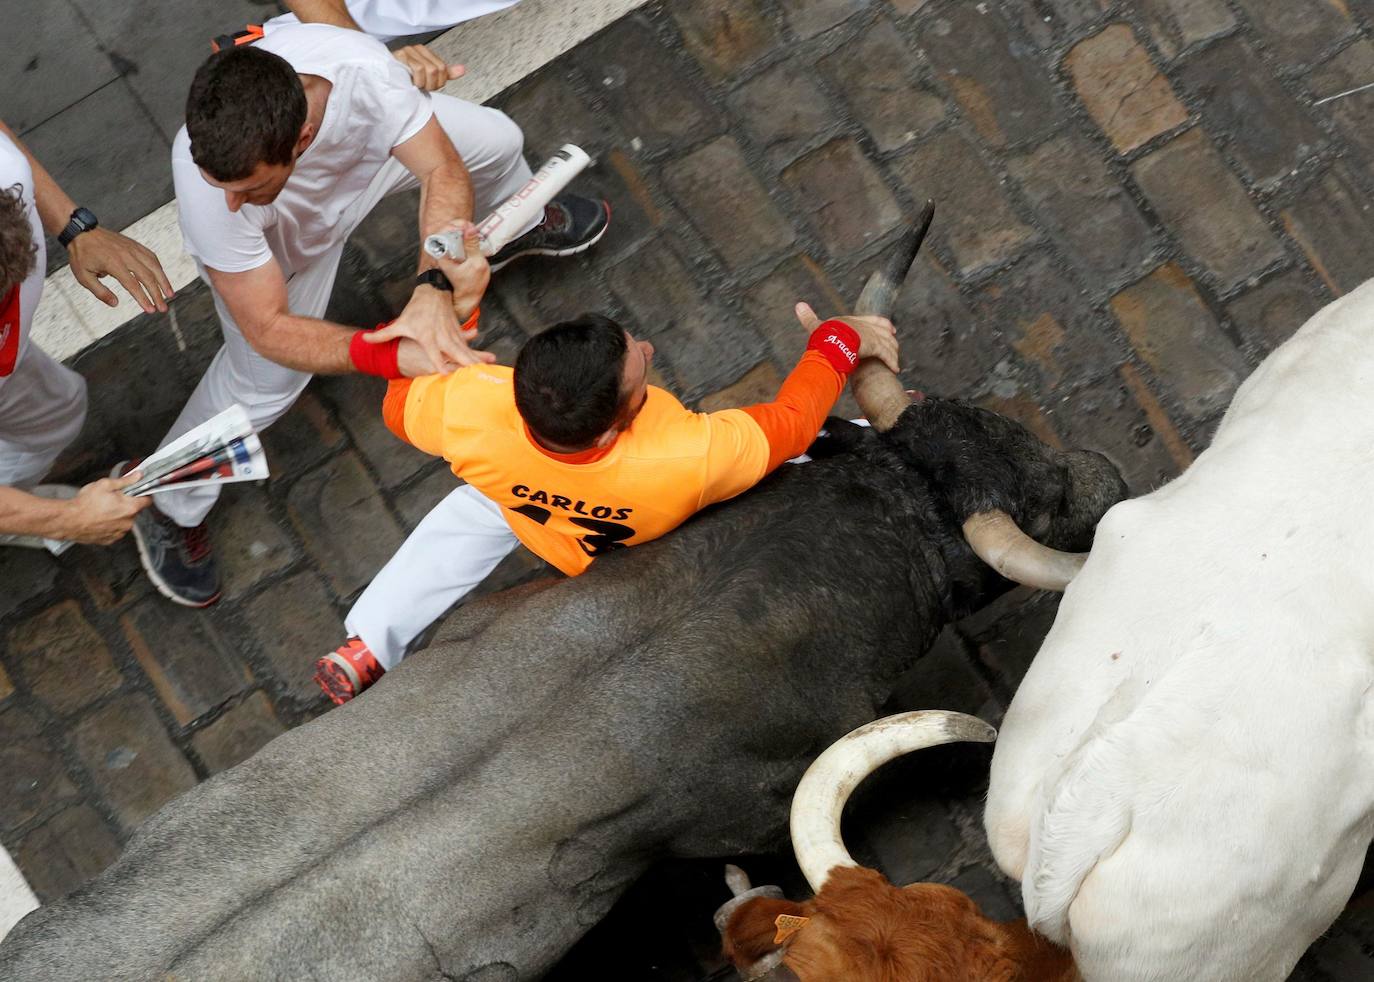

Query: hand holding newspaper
[122,405,269,497]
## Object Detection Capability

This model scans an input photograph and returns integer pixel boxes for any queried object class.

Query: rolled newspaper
[424,144,592,260]
[122,405,268,497]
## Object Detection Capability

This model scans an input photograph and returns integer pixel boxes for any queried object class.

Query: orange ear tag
[773,913,810,944]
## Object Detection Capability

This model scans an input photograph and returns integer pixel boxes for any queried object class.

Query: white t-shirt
[172,24,433,277]
[264,0,522,42]
[0,133,45,386]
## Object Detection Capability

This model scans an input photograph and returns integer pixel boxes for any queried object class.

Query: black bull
[0,397,1124,980]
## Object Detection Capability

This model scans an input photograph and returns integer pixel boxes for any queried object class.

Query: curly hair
[0,182,37,295]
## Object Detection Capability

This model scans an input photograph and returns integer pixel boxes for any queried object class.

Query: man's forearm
[286,0,361,30]
[247,311,359,374]
[0,485,73,540]
[416,160,474,272]
[0,118,77,235]
[740,352,847,473]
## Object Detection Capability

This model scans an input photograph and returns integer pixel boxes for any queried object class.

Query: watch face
[74,207,97,230]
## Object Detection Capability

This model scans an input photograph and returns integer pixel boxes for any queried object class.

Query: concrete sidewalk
[4,1,1374,978]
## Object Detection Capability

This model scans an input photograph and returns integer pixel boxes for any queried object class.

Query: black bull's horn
[849,200,935,432]
[846,202,1087,591]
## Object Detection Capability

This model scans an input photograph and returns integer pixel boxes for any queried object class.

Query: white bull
[985,280,1374,980]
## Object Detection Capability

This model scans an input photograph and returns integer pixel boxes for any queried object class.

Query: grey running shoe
[116,463,221,608]
[488,193,610,271]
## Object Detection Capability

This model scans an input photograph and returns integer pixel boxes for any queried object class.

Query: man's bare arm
[208,259,359,374]
[284,0,360,30]
[0,118,78,235]
[361,117,493,370]
[391,115,474,274]
[0,473,150,545]
[207,259,443,377]
[0,118,172,312]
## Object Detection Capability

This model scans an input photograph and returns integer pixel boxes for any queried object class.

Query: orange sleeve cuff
[740,350,846,473]
[382,378,415,444]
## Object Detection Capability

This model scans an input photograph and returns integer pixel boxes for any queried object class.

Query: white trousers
[0,345,87,490]
[347,482,518,667]
[264,0,523,41]
[0,843,38,945]
[154,94,533,528]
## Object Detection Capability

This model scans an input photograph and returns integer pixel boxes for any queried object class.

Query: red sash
[0,283,19,377]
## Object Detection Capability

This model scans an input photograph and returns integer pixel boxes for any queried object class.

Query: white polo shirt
[265,0,522,42]
[172,23,433,277]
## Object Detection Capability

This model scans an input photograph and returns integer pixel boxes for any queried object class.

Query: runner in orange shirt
[316,222,900,703]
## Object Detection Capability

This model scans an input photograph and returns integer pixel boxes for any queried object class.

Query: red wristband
[806,320,862,375]
[349,323,403,379]
[460,307,480,334]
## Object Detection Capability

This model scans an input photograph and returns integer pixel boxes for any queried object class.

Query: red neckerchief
[0,283,20,377]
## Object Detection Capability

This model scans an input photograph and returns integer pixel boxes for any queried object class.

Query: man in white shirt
[0,122,170,551]
[130,25,608,607]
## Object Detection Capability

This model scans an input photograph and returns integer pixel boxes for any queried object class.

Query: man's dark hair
[515,315,630,448]
[186,46,307,182]
[0,184,36,295]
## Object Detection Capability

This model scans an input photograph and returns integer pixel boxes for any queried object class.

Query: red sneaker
[314,638,385,705]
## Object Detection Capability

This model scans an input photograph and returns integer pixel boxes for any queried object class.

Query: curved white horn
[962,510,1087,592]
[790,710,996,893]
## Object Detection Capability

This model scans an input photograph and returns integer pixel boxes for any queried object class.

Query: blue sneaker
[489,193,610,271]
[117,462,221,608]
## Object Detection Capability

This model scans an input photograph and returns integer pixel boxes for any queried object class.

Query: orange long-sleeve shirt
[382,344,851,576]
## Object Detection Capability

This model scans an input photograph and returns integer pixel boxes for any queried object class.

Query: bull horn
[962,510,1087,591]
[851,200,935,433]
[713,864,785,935]
[790,710,996,893]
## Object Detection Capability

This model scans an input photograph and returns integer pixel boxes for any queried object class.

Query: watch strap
[415,268,453,292]
[58,207,98,248]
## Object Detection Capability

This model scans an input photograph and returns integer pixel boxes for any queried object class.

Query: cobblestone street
[5,0,1374,977]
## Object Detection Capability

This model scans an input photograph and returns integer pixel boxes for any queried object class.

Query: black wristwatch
[415,268,453,292]
[58,207,98,248]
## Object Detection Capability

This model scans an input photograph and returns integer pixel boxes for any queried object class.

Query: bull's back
[1,461,926,979]
[986,281,1374,979]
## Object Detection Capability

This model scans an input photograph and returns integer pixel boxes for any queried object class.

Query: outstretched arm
[206,258,357,375]
[363,120,492,373]
[205,258,429,378]
[738,303,899,473]
[0,472,150,545]
[0,118,173,313]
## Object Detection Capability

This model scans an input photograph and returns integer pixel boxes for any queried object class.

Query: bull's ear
[723,897,806,967]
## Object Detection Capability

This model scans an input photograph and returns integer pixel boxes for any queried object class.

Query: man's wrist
[415,268,453,293]
[350,325,404,379]
[806,320,863,375]
[45,496,79,542]
[58,207,98,248]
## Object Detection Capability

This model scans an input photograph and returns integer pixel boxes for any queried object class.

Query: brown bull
[718,712,1078,982]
